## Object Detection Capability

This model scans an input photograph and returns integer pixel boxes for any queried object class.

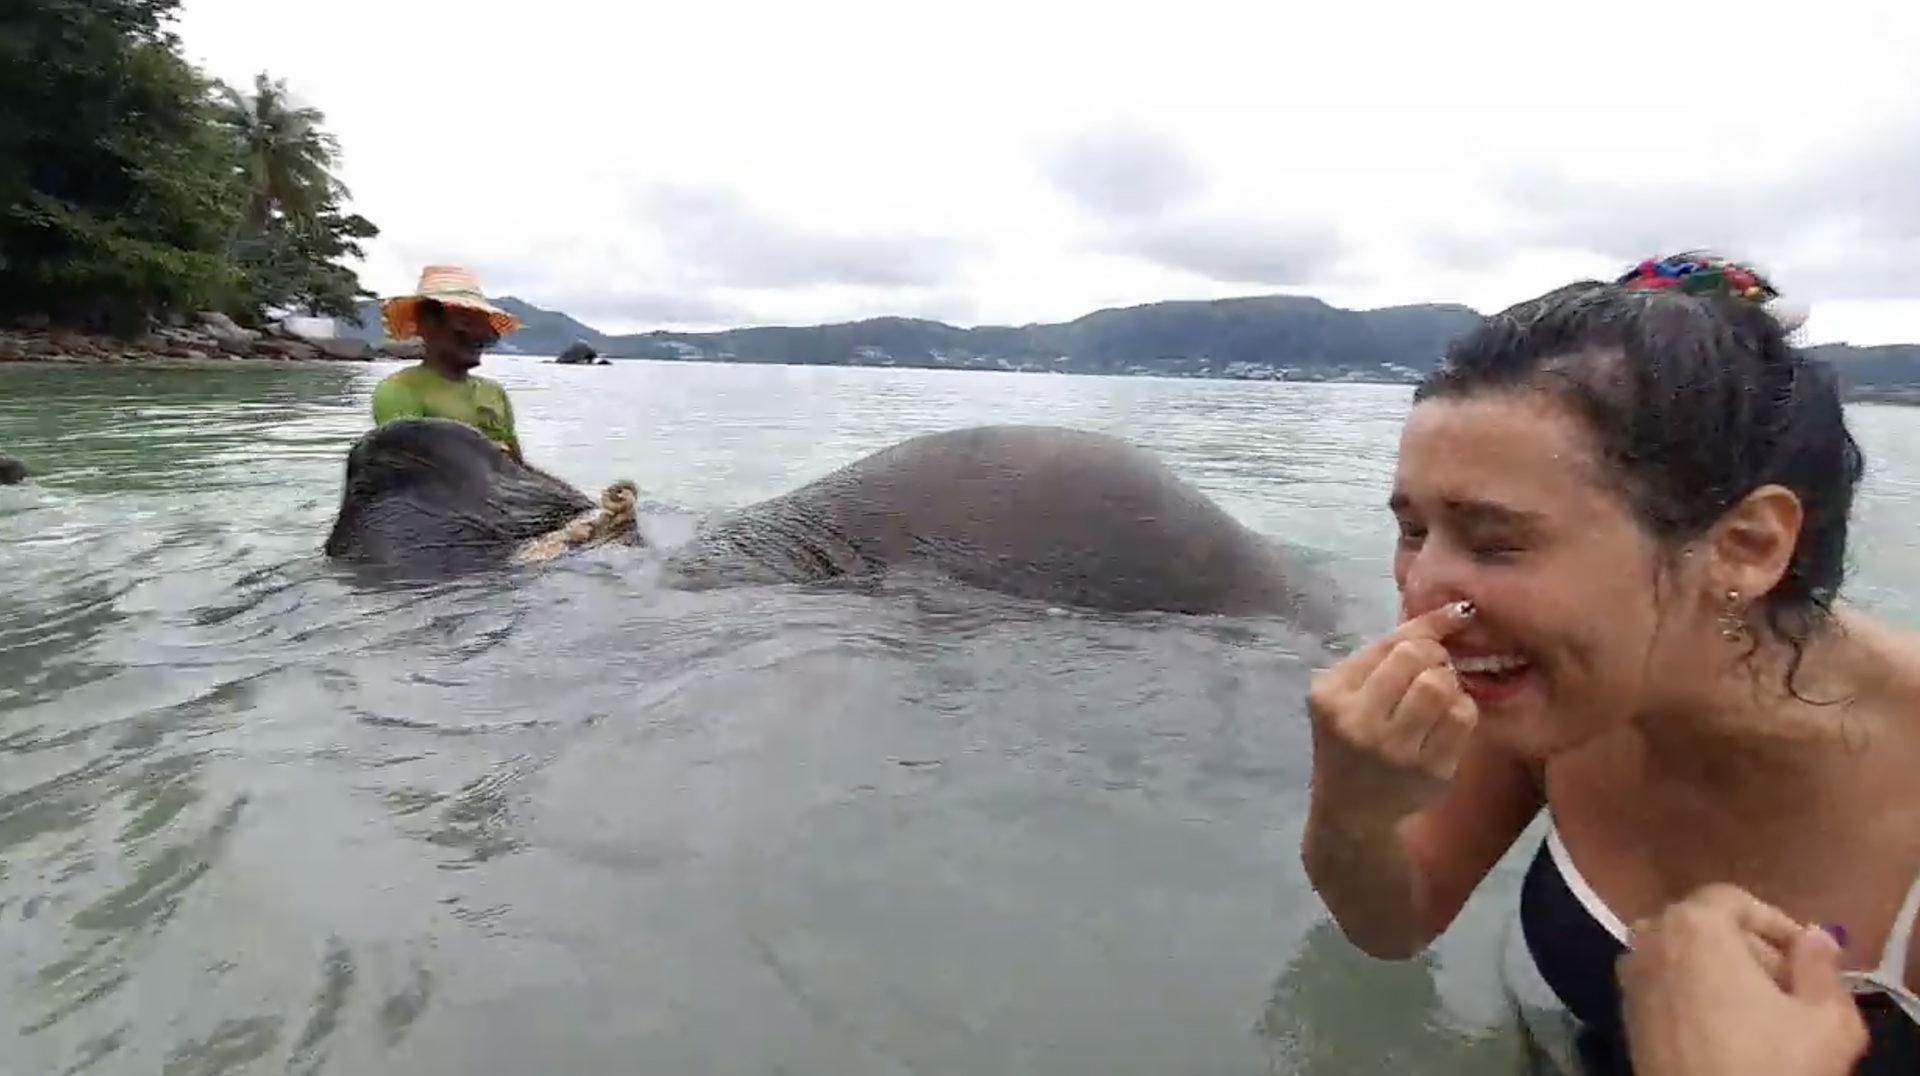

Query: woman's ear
[1707,483,1804,600]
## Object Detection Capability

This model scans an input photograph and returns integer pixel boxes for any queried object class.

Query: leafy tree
[0,0,241,335]
[213,72,342,238]
[227,204,379,323]
[0,3,380,334]
[213,71,379,326]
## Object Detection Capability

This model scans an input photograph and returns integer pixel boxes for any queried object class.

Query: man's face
[420,305,499,371]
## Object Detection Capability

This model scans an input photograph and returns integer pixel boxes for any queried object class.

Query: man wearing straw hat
[371,266,527,462]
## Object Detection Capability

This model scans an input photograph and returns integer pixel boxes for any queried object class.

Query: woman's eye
[1470,538,1522,561]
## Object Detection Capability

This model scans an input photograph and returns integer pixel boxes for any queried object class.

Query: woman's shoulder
[1881,628,1920,706]
[1834,607,1920,707]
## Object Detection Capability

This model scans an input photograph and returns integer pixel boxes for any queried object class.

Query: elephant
[322,417,597,577]
[322,417,1333,623]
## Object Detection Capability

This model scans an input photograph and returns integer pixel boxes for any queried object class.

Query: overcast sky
[175,0,1919,344]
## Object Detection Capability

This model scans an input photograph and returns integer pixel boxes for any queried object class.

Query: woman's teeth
[1455,654,1528,675]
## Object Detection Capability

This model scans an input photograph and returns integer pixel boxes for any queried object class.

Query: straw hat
[380,265,522,341]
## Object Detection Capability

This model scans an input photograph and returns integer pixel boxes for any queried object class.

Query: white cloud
[1097,214,1345,287]
[1041,125,1204,219]
[174,0,1920,342]
[631,184,979,289]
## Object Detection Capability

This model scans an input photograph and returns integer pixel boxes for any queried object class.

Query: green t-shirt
[371,365,520,455]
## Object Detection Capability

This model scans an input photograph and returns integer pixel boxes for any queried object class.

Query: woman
[1299,251,1920,1074]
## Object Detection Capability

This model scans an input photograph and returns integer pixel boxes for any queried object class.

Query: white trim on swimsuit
[1544,820,1920,1025]
[1843,852,1920,1025]
[1546,825,1632,945]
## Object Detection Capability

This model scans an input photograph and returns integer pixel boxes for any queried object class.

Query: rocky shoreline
[0,312,420,368]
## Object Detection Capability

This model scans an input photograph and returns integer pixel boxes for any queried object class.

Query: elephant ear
[324,417,596,569]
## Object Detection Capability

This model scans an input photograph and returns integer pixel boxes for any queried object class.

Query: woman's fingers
[1319,600,1476,694]
[1415,694,1480,778]
[1303,600,1481,825]
[1346,640,1452,737]
[1378,666,1473,769]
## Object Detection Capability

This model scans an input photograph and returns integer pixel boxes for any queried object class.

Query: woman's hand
[1619,884,1868,1076]
[1306,600,1480,827]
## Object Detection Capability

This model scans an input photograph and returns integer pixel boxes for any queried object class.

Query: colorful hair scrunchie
[1617,249,1807,332]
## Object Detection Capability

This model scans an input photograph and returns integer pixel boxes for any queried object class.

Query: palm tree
[208,72,379,324]
[212,72,345,237]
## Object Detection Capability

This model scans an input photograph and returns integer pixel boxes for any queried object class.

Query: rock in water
[197,311,262,355]
[0,455,28,485]
[555,340,599,365]
[198,310,242,334]
[312,337,371,361]
[377,339,425,360]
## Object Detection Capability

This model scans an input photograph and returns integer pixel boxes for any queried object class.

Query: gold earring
[1720,588,1749,643]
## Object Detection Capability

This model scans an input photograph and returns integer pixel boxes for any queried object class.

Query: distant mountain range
[342,294,1920,393]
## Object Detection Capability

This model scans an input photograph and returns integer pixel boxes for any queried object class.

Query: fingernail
[1453,600,1476,619]
[1822,923,1849,949]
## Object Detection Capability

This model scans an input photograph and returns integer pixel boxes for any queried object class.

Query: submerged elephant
[321,417,601,576]
[323,417,1331,621]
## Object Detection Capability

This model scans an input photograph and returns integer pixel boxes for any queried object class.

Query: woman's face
[1389,391,1720,759]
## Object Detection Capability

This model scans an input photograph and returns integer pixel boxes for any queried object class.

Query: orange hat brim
[380,295,521,342]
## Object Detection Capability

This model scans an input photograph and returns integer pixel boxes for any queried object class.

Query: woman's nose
[1398,541,1472,618]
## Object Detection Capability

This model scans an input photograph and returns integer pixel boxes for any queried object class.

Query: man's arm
[498,387,525,463]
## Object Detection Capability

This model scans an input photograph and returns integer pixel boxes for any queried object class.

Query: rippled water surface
[2,360,1917,1075]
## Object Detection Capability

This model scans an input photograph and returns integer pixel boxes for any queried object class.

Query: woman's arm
[1304,731,1543,957]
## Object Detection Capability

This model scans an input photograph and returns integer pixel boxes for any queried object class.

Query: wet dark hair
[1413,279,1864,694]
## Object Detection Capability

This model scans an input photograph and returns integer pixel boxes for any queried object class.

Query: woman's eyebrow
[1386,491,1545,529]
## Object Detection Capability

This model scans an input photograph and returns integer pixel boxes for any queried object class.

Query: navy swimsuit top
[1518,826,1920,1076]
